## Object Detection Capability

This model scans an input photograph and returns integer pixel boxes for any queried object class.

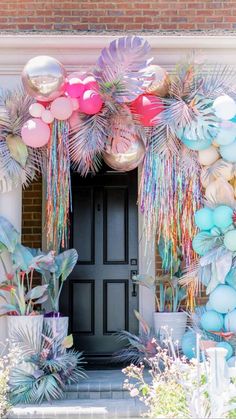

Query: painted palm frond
[201,64,236,99]
[114,329,158,365]
[0,88,43,192]
[94,36,152,103]
[69,109,108,176]
[150,124,181,157]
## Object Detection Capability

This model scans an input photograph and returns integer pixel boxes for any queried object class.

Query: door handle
[130,270,138,297]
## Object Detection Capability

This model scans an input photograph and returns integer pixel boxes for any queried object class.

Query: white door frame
[1,34,236,329]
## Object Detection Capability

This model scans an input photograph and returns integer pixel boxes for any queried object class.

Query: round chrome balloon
[22,56,67,102]
[144,65,169,97]
[103,132,146,172]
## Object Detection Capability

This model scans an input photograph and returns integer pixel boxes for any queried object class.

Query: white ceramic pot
[153,312,187,345]
[7,315,44,373]
[43,316,69,351]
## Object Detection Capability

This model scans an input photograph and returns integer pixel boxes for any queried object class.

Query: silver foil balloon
[103,132,146,172]
[22,56,67,102]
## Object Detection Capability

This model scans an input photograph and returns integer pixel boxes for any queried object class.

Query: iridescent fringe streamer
[46,120,71,252]
[139,147,202,273]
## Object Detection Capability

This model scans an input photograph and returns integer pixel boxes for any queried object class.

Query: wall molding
[0,35,236,74]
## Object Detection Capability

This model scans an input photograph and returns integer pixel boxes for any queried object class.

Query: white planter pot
[153,312,187,345]
[43,317,69,352]
[7,315,44,374]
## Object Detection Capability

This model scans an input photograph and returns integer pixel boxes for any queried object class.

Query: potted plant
[27,247,78,342]
[134,274,187,344]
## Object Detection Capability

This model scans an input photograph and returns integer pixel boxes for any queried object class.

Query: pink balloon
[50,97,73,120]
[41,109,54,124]
[69,112,81,130]
[131,94,164,127]
[83,76,99,92]
[21,118,50,148]
[70,98,80,111]
[65,78,85,98]
[79,90,103,115]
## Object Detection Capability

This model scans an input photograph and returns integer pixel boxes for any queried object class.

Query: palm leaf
[201,64,236,99]
[69,109,108,176]
[94,36,152,103]
[55,248,78,282]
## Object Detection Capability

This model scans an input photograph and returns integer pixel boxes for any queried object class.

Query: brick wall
[0,0,235,32]
[22,177,42,249]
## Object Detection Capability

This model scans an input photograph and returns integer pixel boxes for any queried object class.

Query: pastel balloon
[22,55,66,102]
[79,90,103,115]
[205,178,235,207]
[214,121,236,146]
[224,309,236,332]
[69,112,81,131]
[131,94,164,127]
[65,74,85,98]
[21,118,50,148]
[29,102,45,118]
[50,97,73,120]
[83,75,99,91]
[195,207,214,230]
[103,134,145,172]
[198,146,220,166]
[209,284,236,313]
[144,65,169,97]
[181,331,197,359]
[228,356,236,367]
[213,95,236,120]
[216,342,233,361]
[182,137,212,151]
[70,98,79,111]
[220,140,236,163]
[206,301,213,311]
[200,310,224,332]
[213,205,233,229]
[224,230,236,251]
[41,109,54,124]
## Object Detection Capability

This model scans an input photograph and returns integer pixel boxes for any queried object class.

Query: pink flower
[6,273,14,281]
[130,388,139,398]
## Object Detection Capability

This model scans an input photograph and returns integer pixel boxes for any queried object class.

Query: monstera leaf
[6,134,28,168]
[94,36,153,103]
[0,216,19,253]
[55,249,78,282]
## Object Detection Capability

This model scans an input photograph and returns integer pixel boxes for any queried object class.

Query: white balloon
[205,177,235,207]
[198,146,220,166]
[29,103,45,118]
[213,95,236,120]
[41,109,54,124]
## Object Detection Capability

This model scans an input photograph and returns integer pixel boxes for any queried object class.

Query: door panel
[61,170,138,359]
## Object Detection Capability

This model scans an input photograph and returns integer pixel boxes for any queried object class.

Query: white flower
[130,388,139,397]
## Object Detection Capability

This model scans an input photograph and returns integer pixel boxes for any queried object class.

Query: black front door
[61,169,138,361]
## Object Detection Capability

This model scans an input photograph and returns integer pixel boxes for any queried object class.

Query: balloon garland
[1,36,236,262]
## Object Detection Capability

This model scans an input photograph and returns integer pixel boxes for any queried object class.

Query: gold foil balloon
[144,65,169,97]
[103,130,146,172]
[22,56,67,102]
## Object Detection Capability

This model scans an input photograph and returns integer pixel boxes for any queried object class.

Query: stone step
[9,398,145,418]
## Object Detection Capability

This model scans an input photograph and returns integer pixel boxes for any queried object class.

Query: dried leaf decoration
[6,134,28,168]
[62,334,73,349]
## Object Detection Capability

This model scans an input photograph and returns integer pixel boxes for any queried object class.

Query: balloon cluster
[20,56,104,148]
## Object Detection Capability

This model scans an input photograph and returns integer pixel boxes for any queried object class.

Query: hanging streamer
[46,120,71,252]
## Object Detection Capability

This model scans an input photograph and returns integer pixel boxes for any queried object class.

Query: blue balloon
[195,207,214,231]
[181,331,197,359]
[209,285,236,314]
[206,301,213,311]
[182,137,212,151]
[200,310,224,332]
[213,205,233,229]
[214,122,236,146]
[224,309,236,332]
[216,342,234,361]
[220,140,236,163]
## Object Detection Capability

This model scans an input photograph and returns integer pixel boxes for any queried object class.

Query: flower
[130,388,139,397]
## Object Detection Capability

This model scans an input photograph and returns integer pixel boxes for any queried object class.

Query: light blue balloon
[181,331,197,359]
[182,137,212,151]
[224,230,236,251]
[209,284,236,314]
[220,140,236,163]
[228,355,236,367]
[224,309,236,332]
[225,268,236,290]
[213,205,233,229]
[206,301,213,311]
[200,310,224,332]
[214,122,236,146]
[195,207,214,231]
[216,341,234,361]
